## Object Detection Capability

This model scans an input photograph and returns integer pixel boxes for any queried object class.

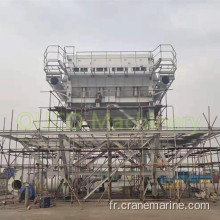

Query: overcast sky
[0,0,220,129]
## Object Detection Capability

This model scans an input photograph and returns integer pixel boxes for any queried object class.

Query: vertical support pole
[151,134,159,197]
[207,107,215,193]
[8,110,14,166]
[21,151,24,187]
[140,107,146,200]
[148,107,159,197]
[108,150,112,201]
[140,143,144,200]
[41,152,43,198]
[140,120,145,201]
[107,107,111,201]
[25,184,29,208]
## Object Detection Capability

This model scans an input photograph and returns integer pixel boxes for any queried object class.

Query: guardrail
[43,44,177,76]
[152,44,177,74]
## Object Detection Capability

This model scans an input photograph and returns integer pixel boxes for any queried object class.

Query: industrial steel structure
[0,44,220,206]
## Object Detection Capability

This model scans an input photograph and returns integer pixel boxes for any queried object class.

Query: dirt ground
[0,201,220,220]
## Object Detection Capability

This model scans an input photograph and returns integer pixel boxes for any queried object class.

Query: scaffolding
[0,45,219,207]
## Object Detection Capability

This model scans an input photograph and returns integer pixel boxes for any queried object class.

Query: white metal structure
[44,45,176,108]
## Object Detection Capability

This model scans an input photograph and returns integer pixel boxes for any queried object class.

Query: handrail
[43,44,177,76]
[44,45,67,67]
[152,44,177,74]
